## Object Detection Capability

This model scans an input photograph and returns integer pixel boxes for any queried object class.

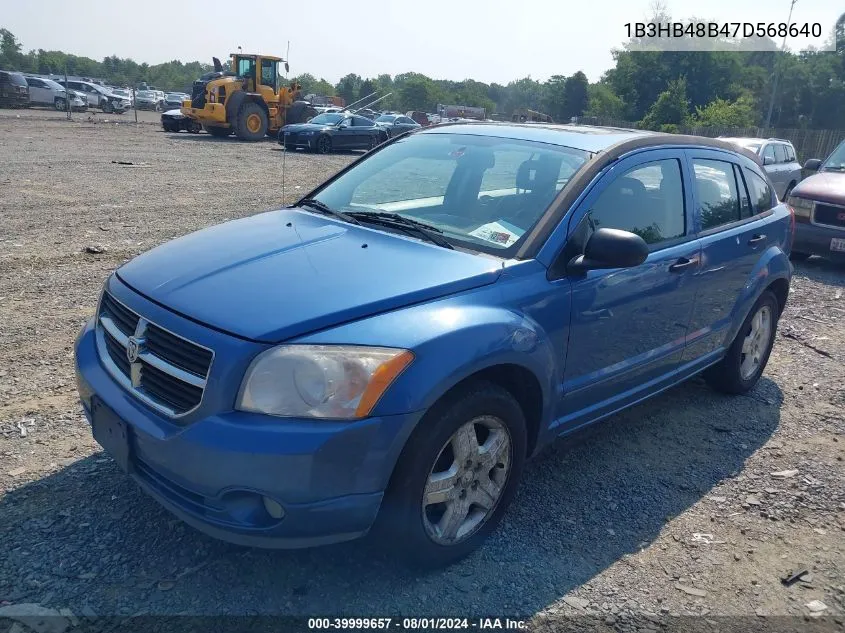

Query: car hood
[791,171,845,206]
[117,208,502,342]
[282,123,334,133]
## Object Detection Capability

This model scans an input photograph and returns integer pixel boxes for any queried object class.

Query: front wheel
[704,291,779,394]
[101,100,113,114]
[54,98,66,111]
[379,381,526,567]
[236,102,268,141]
[316,134,332,154]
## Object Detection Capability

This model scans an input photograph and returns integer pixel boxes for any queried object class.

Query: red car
[787,139,845,263]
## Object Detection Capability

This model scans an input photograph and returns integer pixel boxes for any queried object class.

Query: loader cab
[232,54,282,98]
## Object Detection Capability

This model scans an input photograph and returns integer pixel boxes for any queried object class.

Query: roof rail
[767,137,791,143]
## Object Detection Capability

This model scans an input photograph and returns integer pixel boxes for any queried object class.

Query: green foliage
[562,71,589,120]
[640,78,690,129]
[585,83,626,119]
[693,94,757,127]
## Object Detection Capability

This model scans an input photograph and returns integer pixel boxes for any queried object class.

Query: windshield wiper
[822,165,845,172]
[298,198,361,225]
[346,211,454,250]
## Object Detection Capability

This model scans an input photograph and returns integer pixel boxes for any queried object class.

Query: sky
[2,0,841,85]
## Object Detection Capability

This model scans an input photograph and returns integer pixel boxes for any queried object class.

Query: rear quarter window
[744,169,775,214]
[692,159,741,230]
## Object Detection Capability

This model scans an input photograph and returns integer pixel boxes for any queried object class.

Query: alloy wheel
[740,305,772,380]
[422,416,511,545]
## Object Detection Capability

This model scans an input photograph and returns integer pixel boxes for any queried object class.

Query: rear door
[683,150,773,361]
[558,149,701,425]
[26,78,47,104]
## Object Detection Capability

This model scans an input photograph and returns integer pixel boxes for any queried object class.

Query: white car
[24,76,85,111]
[62,80,130,113]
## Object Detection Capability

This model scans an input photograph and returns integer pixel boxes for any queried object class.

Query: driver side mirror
[394,120,401,126]
[803,158,821,171]
[568,228,649,272]
[762,155,774,166]
[339,123,349,129]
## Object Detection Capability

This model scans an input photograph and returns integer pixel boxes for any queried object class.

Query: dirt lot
[0,111,843,631]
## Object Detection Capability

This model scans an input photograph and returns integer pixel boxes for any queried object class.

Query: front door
[557,150,700,428]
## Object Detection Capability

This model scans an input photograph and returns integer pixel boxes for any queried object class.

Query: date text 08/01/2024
[307,618,527,630]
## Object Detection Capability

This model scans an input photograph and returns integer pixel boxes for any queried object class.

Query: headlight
[236,345,413,419]
[787,195,814,218]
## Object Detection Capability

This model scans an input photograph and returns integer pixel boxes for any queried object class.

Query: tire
[704,291,779,394]
[54,98,66,111]
[378,381,527,568]
[187,121,201,133]
[205,125,232,138]
[287,100,316,125]
[316,134,332,154]
[102,100,113,114]
[235,102,268,141]
[789,251,811,261]
[367,135,378,151]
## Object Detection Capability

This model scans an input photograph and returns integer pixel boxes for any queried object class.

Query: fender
[724,244,791,345]
[296,292,559,422]
[225,91,268,123]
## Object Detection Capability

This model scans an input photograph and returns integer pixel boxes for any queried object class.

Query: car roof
[420,122,656,153]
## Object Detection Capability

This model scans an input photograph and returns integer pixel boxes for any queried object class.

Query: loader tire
[236,102,268,141]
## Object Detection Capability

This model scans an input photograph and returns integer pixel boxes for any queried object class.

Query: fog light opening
[262,496,285,520]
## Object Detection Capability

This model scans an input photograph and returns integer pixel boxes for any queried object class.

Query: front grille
[96,292,213,417]
[813,203,845,229]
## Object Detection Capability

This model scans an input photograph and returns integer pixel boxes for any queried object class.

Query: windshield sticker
[469,220,524,247]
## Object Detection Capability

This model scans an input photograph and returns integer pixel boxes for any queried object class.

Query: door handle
[748,234,766,246]
[668,257,697,272]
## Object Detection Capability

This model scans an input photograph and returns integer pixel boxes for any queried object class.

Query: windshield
[822,140,845,171]
[376,115,397,123]
[137,91,154,98]
[309,113,344,125]
[7,73,27,87]
[311,132,590,256]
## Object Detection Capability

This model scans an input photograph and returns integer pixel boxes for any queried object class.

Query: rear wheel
[236,102,268,141]
[316,134,332,154]
[367,135,379,150]
[704,291,779,394]
[378,381,526,568]
[205,125,232,138]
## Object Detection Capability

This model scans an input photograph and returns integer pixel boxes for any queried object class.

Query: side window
[773,144,787,163]
[785,144,796,162]
[762,144,776,164]
[588,159,685,245]
[693,159,741,230]
[734,165,754,219]
[260,59,276,90]
[744,169,775,214]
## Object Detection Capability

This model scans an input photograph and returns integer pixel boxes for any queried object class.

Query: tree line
[2,14,843,130]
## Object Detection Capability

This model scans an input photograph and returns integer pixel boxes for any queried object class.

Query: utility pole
[764,0,797,129]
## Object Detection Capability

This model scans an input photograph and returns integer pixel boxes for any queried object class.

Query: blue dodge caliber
[75,124,793,566]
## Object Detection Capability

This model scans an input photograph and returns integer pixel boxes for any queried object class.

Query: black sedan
[161,109,201,133]
[374,113,421,137]
[279,113,388,153]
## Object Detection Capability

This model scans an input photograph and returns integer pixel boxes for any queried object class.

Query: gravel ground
[0,112,843,631]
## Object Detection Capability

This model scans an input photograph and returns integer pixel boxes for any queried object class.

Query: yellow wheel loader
[181,53,316,141]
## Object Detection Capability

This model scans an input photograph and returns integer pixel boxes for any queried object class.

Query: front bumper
[74,278,421,548]
[793,221,845,260]
[279,132,316,149]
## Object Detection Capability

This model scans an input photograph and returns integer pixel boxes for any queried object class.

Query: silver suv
[720,137,802,201]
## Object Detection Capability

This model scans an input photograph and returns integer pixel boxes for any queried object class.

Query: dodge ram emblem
[126,336,142,363]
